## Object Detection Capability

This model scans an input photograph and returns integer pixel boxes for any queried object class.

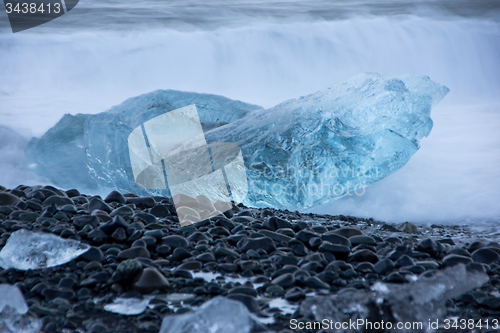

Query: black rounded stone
[43,196,73,207]
[88,197,112,213]
[263,216,293,231]
[99,215,129,235]
[125,197,156,209]
[333,228,363,238]
[348,250,379,263]
[237,236,276,254]
[150,205,171,218]
[0,192,21,206]
[73,215,99,230]
[110,206,134,217]
[394,255,415,268]
[156,245,171,256]
[133,212,157,225]
[386,272,406,283]
[117,247,150,259]
[448,248,471,257]
[162,235,190,249]
[271,273,295,288]
[178,261,202,271]
[196,252,216,263]
[416,239,439,257]
[304,276,330,289]
[472,248,500,264]
[468,241,485,253]
[104,191,126,204]
[77,247,103,262]
[321,232,351,248]
[308,237,322,251]
[443,254,473,267]
[349,235,377,246]
[187,232,209,242]
[295,230,318,243]
[318,242,350,260]
[172,248,192,261]
[110,259,143,285]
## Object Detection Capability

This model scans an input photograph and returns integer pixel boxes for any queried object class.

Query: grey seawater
[0,0,499,225]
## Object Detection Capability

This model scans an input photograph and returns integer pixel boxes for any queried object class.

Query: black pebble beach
[1,184,500,333]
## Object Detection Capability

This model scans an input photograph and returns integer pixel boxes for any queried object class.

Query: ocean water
[0,0,499,224]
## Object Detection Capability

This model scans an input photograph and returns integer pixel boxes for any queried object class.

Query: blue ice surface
[25,90,262,194]
[25,73,448,210]
[207,73,449,209]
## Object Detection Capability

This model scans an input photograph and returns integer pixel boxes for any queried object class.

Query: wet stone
[321,232,351,247]
[318,242,350,260]
[349,235,377,246]
[99,215,129,235]
[104,191,126,204]
[117,247,150,259]
[394,254,415,268]
[443,254,473,267]
[161,235,190,249]
[196,252,216,263]
[133,212,157,225]
[238,236,276,254]
[0,192,21,205]
[271,273,295,288]
[348,249,379,263]
[43,195,73,207]
[88,197,112,213]
[333,228,363,238]
[110,259,143,285]
[172,248,193,261]
[110,206,134,217]
[73,215,100,230]
[126,197,156,209]
[472,248,500,264]
[295,230,318,244]
[397,222,419,234]
[416,238,439,257]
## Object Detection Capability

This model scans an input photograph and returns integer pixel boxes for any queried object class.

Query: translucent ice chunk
[25,73,448,211]
[0,284,42,333]
[301,264,488,333]
[207,73,449,210]
[0,284,29,314]
[104,296,154,315]
[159,297,268,333]
[0,229,90,270]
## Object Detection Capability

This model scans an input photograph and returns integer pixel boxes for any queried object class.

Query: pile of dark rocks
[1,184,500,333]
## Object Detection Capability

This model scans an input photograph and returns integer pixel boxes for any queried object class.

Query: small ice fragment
[371,281,389,294]
[267,298,299,315]
[301,264,489,333]
[159,297,268,333]
[104,296,154,316]
[0,284,42,333]
[191,271,220,282]
[0,229,90,270]
[0,284,29,314]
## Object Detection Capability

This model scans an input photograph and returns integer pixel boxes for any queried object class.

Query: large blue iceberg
[25,73,448,210]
